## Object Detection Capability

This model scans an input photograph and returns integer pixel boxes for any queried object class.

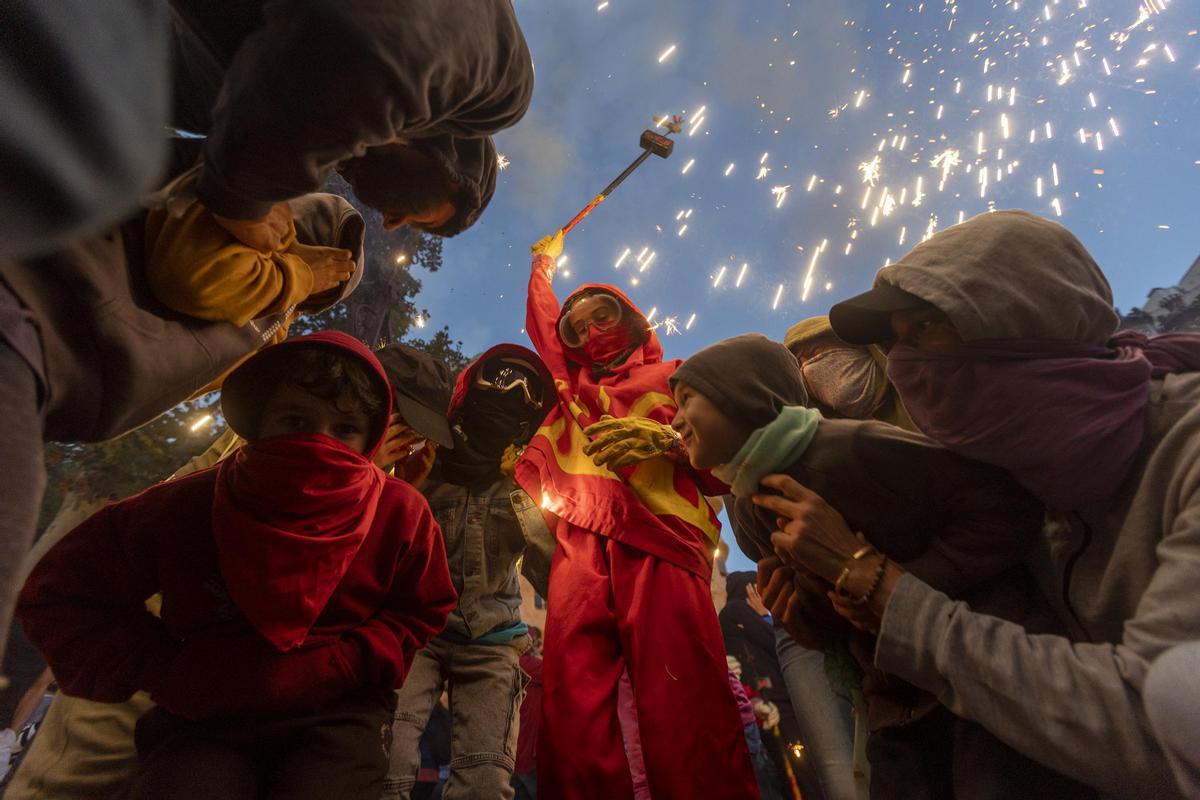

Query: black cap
[828,282,927,345]
[375,344,455,449]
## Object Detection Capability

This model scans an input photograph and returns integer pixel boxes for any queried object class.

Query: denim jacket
[423,476,555,642]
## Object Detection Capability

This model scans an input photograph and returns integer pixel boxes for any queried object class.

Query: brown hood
[871,209,1118,344]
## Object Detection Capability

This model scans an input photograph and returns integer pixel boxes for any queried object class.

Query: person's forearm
[875,574,1181,798]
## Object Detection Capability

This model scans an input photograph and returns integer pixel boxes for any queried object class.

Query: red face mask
[212,433,384,651]
[583,323,636,366]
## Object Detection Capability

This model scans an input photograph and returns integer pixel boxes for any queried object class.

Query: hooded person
[672,332,1094,800]
[384,344,558,800]
[164,0,532,245]
[738,208,1200,799]
[0,174,367,690]
[516,231,760,800]
[16,331,457,800]
[783,315,915,431]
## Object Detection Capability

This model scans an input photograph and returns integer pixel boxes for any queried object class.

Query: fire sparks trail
[571,0,1188,328]
[858,155,882,186]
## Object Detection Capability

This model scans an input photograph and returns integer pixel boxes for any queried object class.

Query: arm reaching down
[17,504,178,704]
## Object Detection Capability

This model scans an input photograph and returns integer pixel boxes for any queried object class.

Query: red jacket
[18,467,455,719]
[517,266,726,580]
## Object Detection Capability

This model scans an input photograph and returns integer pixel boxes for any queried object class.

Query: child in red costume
[515,232,759,799]
[17,331,457,800]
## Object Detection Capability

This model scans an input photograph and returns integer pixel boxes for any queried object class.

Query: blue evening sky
[415,0,1199,571]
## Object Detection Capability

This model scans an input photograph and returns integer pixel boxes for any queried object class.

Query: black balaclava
[438,360,544,486]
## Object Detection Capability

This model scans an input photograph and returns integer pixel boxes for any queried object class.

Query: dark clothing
[867,706,1094,800]
[130,692,396,800]
[0,2,169,260]
[168,0,533,221]
[18,465,455,718]
[720,600,787,710]
[721,598,804,797]
[0,340,44,680]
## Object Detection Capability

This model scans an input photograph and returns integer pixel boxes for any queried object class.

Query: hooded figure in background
[384,344,556,800]
[515,232,760,800]
[783,315,915,431]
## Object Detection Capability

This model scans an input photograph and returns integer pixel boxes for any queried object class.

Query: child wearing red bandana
[516,232,760,799]
[16,331,456,800]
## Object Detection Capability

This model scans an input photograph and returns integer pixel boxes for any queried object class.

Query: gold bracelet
[851,544,879,561]
[833,566,853,597]
[834,542,879,600]
[852,554,889,608]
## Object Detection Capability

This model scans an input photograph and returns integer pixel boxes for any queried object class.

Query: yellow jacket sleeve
[144,197,314,327]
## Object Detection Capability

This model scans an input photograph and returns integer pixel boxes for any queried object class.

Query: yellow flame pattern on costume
[534,387,719,546]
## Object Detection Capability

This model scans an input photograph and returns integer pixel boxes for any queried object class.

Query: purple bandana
[887,333,1200,511]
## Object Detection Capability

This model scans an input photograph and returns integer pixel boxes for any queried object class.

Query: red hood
[448,343,555,424]
[220,331,394,459]
[556,283,662,369]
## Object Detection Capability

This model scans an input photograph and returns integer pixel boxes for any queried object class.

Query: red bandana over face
[212,433,385,651]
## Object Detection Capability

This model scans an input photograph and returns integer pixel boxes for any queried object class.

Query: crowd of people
[2,2,1199,799]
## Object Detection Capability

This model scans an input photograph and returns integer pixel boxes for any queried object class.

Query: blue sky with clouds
[413,0,1198,571]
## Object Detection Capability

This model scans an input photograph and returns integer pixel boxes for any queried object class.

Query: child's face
[671,381,748,470]
[257,383,371,453]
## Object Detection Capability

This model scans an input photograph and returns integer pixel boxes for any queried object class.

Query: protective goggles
[557,293,623,348]
[474,358,544,409]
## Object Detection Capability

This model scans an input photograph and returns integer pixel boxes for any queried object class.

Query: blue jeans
[775,629,858,800]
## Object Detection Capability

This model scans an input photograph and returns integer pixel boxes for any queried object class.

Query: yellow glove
[530,229,564,260]
[500,443,524,478]
[582,415,681,470]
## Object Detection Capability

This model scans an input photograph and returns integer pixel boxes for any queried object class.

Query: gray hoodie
[862,210,1200,799]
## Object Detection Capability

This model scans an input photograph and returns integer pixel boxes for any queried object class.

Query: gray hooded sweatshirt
[861,210,1200,799]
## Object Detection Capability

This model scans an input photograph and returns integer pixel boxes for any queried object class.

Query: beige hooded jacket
[863,210,1200,799]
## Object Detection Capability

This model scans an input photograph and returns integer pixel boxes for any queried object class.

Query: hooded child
[515,232,760,799]
[818,209,1200,798]
[384,343,556,800]
[0,175,366,687]
[671,333,1093,800]
[16,331,456,800]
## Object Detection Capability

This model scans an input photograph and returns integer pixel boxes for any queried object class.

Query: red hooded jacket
[17,332,456,719]
[516,258,725,580]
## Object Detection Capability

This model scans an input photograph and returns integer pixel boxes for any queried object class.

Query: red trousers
[537,522,760,800]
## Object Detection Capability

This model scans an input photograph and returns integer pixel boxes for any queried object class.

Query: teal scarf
[712,406,821,498]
